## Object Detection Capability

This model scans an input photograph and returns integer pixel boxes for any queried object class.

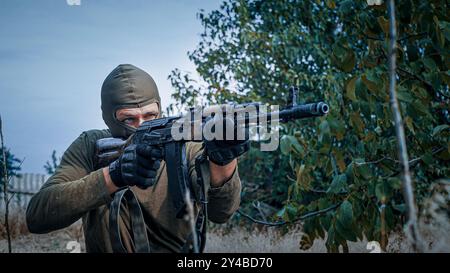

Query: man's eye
[122,118,135,124]
[144,114,157,121]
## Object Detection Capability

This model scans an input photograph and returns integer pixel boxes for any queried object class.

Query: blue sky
[0,0,221,173]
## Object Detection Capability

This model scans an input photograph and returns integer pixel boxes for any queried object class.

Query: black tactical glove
[205,116,250,166]
[108,144,163,189]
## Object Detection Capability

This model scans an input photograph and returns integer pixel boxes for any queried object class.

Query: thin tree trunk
[387,0,424,252]
[0,115,12,253]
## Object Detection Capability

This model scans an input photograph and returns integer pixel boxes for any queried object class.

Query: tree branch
[354,147,444,166]
[363,33,384,41]
[398,32,428,42]
[398,64,450,101]
[380,46,449,100]
[387,0,424,252]
[237,203,341,227]
[6,192,16,206]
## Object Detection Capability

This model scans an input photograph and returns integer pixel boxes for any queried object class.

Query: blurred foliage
[169,0,450,252]
[44,150,60,176]
[0,147,21,191]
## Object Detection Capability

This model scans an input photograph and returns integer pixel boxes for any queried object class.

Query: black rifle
[101,88,329,253]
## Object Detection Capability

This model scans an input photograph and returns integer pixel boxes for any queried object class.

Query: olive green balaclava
[101,64,161,139]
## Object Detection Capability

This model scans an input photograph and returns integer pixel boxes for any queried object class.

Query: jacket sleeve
[187,142,241,224]
[26,131,113,234]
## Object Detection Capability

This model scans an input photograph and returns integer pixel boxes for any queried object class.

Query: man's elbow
[26,217,45,234]
[25,197,50,234]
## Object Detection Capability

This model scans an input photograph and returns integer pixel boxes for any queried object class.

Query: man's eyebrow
[117,112,139,118]
[143,111,158,115]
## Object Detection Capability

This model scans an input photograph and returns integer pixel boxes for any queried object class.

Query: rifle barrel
[235,101,329,125]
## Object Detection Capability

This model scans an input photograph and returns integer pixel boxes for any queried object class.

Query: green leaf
[412,100,432,118]
[280,135,291,155]
[336,217,357,242]
[393,203,406,213]
[331,41,355,72]
[377,16,389,34]
[296,164,311,190]
[355,163,372,179]
[338,200,353,228]
[320,214,332,231]
[327,174,347,194]
[345,76,358,101]
[397,88,414,103]
[325,225,336,251]
[362,73,380,93]
[404,116,415,135]
[326,0,336,9]
[341,49,356,72]
[421,152,434,166]
[338,0,353,15]
[423,57,437,71]
[318,198,331,210]
[280,135,303,156]
[276,207,286,218]
[432,125,450,137]
[286,204,298,220]
[350,113,365,133]
[375,180,392,203]
[290,136,304,155]
[387,177,402,190]
[319,120,330,143]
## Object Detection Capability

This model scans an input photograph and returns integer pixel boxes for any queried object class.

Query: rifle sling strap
[108,144,209,253]
[109,187,151,253]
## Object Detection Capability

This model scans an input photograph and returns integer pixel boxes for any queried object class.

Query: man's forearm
[26,169,112,233]
[209,159,237,188]
[103,167,120,194]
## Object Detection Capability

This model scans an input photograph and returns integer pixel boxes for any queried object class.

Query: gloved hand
[108,144,163,189]
[205,116,250,166]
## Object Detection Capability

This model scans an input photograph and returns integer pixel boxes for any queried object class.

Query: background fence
[0,173,47,209]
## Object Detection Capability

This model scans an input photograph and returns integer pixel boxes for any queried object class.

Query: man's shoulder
[71,129,112,150]
[80,129,112,141]
[61,129,113,169]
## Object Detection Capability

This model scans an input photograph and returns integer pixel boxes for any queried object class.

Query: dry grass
[0,207,29,240]
[0,207,85,253]
[205,226,407,253]
[1,184,448,253]
[1,220,448,253]
[205,181,450,253]
[205,222,450,253]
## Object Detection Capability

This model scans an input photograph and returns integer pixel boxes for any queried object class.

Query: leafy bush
[169,0,449,252]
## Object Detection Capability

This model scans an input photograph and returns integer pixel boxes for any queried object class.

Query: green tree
[0,147,22,191]
[44,150,61,175]
[170,0,449,252]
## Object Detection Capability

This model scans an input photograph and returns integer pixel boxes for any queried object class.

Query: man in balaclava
[26,64,248,252]
[101,64,161,139]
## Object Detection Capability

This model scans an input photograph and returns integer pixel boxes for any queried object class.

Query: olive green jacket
[26,129,241,252]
